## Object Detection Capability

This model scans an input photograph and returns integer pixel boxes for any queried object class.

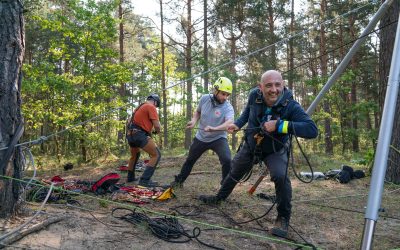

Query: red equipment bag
[91,173,120,194]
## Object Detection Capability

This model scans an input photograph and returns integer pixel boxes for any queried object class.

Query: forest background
[17,0,400,182]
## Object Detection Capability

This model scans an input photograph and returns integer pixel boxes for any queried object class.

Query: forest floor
[1,152,400,250]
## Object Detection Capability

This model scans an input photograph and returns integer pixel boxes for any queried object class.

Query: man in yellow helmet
[171,77,234,188]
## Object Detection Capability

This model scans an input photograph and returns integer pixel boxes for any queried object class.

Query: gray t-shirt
[195,94,234,142]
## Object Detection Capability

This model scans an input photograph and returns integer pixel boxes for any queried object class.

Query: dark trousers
[175,137,231,183]
[217,142,292,219]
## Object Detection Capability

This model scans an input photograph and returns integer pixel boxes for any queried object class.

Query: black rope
[169,205,201,217]
[289,224,318,250]
[217,202,276,226]
[111,207,224,250]
[290,136,314,183]
[307,202,400,221]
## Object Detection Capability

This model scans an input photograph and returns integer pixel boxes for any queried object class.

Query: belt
[128,123,149,136]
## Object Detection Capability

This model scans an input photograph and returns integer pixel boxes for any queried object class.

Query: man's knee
[147,147,160,167]
[271,173,287,184]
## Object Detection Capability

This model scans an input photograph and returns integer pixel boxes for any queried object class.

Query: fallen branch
[0,216,66,249]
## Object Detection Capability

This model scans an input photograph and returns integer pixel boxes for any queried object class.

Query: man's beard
[213,94,225,104]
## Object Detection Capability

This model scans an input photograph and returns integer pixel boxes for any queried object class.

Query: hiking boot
[170,180,183,188]
[271,216,289,238]
[170,176,183,188]
[127,171,138,182]
[198,195,222,205]
[139,166,157,187]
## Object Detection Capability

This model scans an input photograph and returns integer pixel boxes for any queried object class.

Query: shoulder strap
[130,103,146,124]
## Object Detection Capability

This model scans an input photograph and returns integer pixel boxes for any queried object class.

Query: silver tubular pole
[361,11,400,250]
[306,0,394,115]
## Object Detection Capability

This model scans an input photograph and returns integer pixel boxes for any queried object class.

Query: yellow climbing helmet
[214,77,233,94]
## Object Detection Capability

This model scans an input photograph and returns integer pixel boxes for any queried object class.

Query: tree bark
[380,1,400,183]
[266,0,277,68]
[288,0,295,90]
[0,0,25,218]
[159,0,168,149]
[229,38,238,150]
[184,0,193,149]
[319,0,333,154]
[348,10,359,152]
[117,1,126,147]
[217,1,245,151]
[203,0,209,91]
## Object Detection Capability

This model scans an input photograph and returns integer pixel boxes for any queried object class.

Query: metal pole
[361,12,400,250]
[306,0,394,115]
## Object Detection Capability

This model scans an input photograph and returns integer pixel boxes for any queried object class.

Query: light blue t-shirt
[195,94,234,142]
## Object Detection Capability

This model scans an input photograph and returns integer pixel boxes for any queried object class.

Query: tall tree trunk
[80,122,87,162]
[0,0,25,218]
[184,0,193,149]
[338,22,347,153]
[117,1,126,148]
[203,0,209,91]
[380,1,400,183]
[288,0,295,90]
[229,38,238,150]
[266,0,277,68]
[218,3,245,151]
[320,0,333,154]
[160,0,168,148]
[349,10,359,152]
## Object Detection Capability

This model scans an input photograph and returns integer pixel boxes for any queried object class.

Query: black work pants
[175,137,231,183]
[217,142,292,219]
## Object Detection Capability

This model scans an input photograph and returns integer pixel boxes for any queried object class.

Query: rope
[164,1,377,91]
[0,103,134,152]
[0,174,317,249]
[21,146,37,189]
[306,202,400,221]
[282,19,398,77]
[0,183,54,243]
[2,4,390,155]
[112,207,224,249]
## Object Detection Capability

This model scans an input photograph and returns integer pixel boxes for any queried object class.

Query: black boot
[139,167,158,187]
[198,195,223,205]
[170,175,183,188]
[271,216,289,238]
[127,171,137,182]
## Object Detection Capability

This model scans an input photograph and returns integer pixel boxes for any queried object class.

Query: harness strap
[127,103,149,135]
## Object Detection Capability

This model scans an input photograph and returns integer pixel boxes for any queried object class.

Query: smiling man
[199,70,318,238]
[171,77,234,188]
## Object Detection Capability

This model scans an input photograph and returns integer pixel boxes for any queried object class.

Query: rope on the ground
[0,183,54,243]
[0,174,318,249]
[306,202,400,221]
[111,207,224,250]
[169,205,202,217]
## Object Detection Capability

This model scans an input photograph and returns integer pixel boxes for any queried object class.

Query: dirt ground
[1,154,400,250]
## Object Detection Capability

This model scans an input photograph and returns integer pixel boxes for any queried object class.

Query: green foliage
[20,0,385,166]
